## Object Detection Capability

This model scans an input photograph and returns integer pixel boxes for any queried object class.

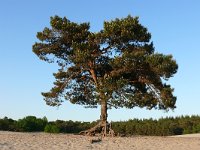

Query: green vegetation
[44,124,60,133]
[0,116,47,132]
[32,15,178,135]
[16,116,48,132]
[0,117,16,131]
[1,115,200,136]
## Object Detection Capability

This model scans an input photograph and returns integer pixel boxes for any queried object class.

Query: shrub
[16,116,47,132]
[0,117,16,131]
[44,124,60,133]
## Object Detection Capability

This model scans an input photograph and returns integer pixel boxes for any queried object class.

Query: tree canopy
[33,15,178,112]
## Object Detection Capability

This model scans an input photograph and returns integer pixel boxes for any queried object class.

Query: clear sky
[0,0,200,121]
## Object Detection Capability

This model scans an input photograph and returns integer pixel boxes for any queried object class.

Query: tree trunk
[79,93,115,137]
[100,99,107,136]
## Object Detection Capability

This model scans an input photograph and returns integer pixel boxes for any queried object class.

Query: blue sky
[0,0,200,121]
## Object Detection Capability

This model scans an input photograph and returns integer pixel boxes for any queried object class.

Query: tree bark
[79,95,108,136]
[79,65,113,136]
[100,99,107,123]
[79,96,115,137]
[100,98,108,136]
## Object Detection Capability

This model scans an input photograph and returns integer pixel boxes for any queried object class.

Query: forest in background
[1,115,200,136]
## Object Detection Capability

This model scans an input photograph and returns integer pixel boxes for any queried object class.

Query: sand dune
[1,131,200,150]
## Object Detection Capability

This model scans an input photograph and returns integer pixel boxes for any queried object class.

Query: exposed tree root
[79,121,115,137]
[79,122,101,136]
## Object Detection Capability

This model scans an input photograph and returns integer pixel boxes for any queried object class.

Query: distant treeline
[1,115,200,136]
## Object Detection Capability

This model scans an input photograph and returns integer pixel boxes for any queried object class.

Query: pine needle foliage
[33,15,178,111]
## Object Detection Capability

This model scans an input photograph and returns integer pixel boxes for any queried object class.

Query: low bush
[16,116,47,132]
[1,115,200,136]
[44,124,60,133]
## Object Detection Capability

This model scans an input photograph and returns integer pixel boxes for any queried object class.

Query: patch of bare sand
[171,133,200,138]
[0,131,200,150]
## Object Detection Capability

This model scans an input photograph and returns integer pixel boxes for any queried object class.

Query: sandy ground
[1,131,200,150]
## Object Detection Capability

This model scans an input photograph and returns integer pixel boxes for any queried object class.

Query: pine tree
[33,15,178,136]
